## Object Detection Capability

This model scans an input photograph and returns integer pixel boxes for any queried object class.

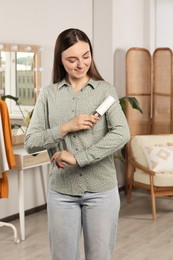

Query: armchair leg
[150,176,156,220]
[151,192,156,220]
[127,181,132,203]
[127,164,135,203]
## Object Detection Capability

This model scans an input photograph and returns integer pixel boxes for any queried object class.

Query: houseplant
[115,96,142,187]
[1,94,26,132]
[116,96,142,162]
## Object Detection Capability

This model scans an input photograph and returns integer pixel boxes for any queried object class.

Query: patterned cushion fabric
[142,145,173,172]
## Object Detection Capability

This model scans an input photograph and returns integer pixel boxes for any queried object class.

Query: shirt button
[73,135,76,138]
[79,173,82,177]
[72,109,74,112]
[75,148,78,151]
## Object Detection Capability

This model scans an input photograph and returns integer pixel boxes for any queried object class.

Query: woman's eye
[69,59,76,63]
[83,56,89,59]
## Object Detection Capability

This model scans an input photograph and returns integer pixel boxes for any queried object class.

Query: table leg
[18,169,25,240]
[39,165,47,203]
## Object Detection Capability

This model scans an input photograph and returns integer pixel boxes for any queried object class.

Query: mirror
[0,43,42,118]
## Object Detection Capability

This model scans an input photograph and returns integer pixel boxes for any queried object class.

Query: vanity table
[13,145,50,241]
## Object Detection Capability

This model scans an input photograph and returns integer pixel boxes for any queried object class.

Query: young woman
[25,28,130,260]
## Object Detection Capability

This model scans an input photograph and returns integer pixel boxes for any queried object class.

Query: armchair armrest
[129,157,155,176]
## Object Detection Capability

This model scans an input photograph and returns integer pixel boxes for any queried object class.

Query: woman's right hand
[60,114,99,137]
[51,150,76,169]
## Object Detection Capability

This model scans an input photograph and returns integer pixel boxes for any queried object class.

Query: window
[0,44,42,119]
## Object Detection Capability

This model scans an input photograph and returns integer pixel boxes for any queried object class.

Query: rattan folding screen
[126,48,152,136]
[126,47,173,136]
[152,48,173,133]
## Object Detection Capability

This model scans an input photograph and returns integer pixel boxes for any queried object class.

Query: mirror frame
[0,43,42,103]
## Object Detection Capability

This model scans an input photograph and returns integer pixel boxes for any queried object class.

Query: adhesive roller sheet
[93,96,116,116]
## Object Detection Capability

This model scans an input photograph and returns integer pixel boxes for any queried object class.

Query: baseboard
[0,204,47,222]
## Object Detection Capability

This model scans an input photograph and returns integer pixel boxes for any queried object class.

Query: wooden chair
[127,134,173,220]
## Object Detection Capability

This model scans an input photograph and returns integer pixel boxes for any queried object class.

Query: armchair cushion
[142,145,173,172]
[131,135,173,187]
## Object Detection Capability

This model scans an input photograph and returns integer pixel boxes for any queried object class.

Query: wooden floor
[1,189,173,260]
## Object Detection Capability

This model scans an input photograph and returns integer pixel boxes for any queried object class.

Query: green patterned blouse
[24,78,130,195]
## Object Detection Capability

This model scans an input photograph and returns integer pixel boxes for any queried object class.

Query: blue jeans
[47,187,120,260]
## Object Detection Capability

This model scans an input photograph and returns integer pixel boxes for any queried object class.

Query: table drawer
[14,150,50,169]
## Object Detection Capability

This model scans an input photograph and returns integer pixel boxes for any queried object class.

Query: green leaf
[119,97,126,114]
[2,95,18,103]
[11,124,25,133]
[119,96,143,114]
[2,94,25,119]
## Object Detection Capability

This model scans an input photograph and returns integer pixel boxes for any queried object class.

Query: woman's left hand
[51,150,77,169]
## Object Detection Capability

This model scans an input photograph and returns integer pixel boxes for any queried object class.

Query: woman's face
[61,41,92,81]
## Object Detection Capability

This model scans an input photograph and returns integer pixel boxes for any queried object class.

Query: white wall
[156,0,173,48]
[0,0,154,218]
[93,0,113,83]
[93,0,148,95]
[113,0,147,97]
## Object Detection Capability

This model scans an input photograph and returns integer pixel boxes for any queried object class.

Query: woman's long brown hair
[52,28,104,83]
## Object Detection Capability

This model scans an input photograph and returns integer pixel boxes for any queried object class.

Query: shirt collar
[87,78,97,89]
[57,79,68,90]
[57,78,97,90]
